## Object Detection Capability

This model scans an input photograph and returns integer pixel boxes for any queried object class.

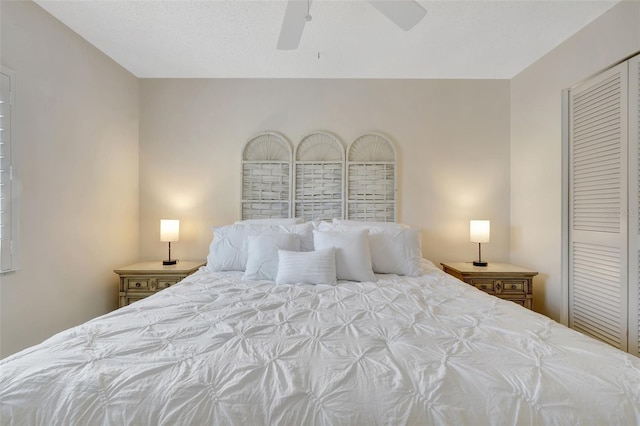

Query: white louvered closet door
[629,55,640,357]
[569,62,629,351]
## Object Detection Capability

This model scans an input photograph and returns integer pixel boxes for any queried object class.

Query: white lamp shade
[470,220,490,243]
[160,219,180,242]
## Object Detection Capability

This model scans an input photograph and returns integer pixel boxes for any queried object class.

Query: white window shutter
[0,71,14,272]
[569,62,629,351]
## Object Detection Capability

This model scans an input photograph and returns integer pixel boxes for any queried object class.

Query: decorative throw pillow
[275,248,337,285]
[244,233,300,281]
[313,229,376,282]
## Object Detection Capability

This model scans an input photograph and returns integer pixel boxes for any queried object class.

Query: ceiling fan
[277,0,427,50]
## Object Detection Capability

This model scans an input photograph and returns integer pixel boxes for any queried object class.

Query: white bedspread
[1,263,639,425]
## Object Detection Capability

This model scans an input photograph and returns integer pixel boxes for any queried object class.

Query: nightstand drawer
[509,299,527,308]
[157,277,181,290]
[121,293,153,306]
[500,279,528,294]
[125,277,152,291]
[469,278,496,293]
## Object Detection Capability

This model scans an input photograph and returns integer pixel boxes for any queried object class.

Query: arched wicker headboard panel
[346,133,397,222]
[294,132,345,221]
[240,131,397,222]
[241,132,293,219]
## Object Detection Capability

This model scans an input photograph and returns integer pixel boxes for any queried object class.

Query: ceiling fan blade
[368,0,427,31]
[277,0,311,50]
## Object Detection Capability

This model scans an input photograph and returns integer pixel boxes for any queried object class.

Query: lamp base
[163,259,178,265]
[473,261,488,267]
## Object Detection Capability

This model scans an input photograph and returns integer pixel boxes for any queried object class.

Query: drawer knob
[511,284,517,289]
[135,282,141,288]
[496,282,501,291]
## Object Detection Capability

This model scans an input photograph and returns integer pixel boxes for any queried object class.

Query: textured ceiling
[34,0,620,79]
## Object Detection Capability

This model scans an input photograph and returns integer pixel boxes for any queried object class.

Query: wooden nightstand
[115,261,206,308]
[440,262,538,310]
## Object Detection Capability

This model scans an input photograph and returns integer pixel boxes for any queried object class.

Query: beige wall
[139,79,511,269]
[14,0,620,356]
[0,1,139,357]
[510,1,640,321]
[0,2,512,358]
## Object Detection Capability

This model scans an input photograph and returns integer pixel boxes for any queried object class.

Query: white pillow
[206,222,313,272]
[313,229,376,282]
[235,218,303,225]
[276,248,337,285]
[318,222,422,276]
[244,233,300,281]
[368,227,422,276]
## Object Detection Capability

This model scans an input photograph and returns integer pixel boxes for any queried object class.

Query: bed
[0,221,640,425]
[1,220,639,425]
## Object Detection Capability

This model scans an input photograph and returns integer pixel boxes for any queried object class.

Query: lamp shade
[470,220,490,243]
[160,219,180,242]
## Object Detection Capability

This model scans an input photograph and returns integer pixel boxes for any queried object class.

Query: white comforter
[1,262,639,425]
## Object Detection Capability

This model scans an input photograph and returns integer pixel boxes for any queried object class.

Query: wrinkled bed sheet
[1,261,639,425]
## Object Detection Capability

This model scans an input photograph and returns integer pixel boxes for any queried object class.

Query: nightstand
[115,261,206,308]
[440,262,538,310]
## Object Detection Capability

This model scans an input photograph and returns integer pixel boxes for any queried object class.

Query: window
[0,68,16,273]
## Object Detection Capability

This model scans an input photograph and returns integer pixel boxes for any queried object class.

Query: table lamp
[470,220,490,267]
[160,219,179,265]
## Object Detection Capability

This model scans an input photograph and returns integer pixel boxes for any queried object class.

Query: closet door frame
[561,89,570,326]
[629,54,639,357]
